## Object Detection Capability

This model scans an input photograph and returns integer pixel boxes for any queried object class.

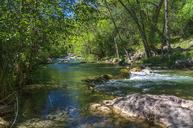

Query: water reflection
[42,89,80,119]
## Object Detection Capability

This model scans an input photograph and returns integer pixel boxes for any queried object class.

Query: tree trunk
[164,0,171,51]
[104,0,122,60]
[114,38,120,59]
[149,0,164,55]
[118,0,152,58]
[124,48,130,61]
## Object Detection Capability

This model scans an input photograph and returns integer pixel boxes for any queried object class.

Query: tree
[163,0,171,53]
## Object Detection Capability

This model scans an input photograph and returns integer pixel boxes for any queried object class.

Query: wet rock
[120,68,130,75]
[83,74,113,87]
[130,66,142,72]
[90,93,193,128]
[0,117,9,128]
[116,68,130,78]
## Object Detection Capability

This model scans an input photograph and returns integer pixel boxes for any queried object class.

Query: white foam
[130,70,193,81]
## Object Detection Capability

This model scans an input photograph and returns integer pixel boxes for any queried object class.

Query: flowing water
[18,63,193,128]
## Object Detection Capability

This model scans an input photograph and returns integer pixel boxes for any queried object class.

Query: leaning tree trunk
[104,0,121,60]
[117,0,152,58]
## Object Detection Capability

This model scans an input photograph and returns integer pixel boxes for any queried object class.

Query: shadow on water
[19,63,158,128]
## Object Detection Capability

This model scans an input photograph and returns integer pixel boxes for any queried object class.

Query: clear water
[18,63,193,127]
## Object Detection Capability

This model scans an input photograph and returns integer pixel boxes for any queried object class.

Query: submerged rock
[17,111,68,128]
[90,93,193,128]
[23,84,63,90]
[17,119,60,128]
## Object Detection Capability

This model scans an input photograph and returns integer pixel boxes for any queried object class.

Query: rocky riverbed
[90,93,193,128]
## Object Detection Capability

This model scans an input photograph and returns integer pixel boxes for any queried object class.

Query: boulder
[118,68,130,78]
[130,66,142,72]
[90,93,193,128]
[83,74,113,87]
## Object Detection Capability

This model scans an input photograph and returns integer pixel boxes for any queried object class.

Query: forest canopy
[0,0,193,91]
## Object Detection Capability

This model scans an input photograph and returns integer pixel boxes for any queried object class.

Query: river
[18,63,193,128]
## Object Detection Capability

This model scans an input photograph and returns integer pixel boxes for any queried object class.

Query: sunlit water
[18,63,193,128]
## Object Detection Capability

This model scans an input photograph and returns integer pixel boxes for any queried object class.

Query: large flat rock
[90,94,193,128]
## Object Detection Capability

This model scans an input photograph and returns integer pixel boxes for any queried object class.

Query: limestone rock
[90,94,193,128]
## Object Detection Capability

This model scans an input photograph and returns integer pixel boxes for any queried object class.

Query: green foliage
[1,0,193,95]
[0,0,73,94]
[179,0,193,21]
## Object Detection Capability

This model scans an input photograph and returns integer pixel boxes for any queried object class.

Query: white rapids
[130,69,193,81]
[94,69,193,95]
